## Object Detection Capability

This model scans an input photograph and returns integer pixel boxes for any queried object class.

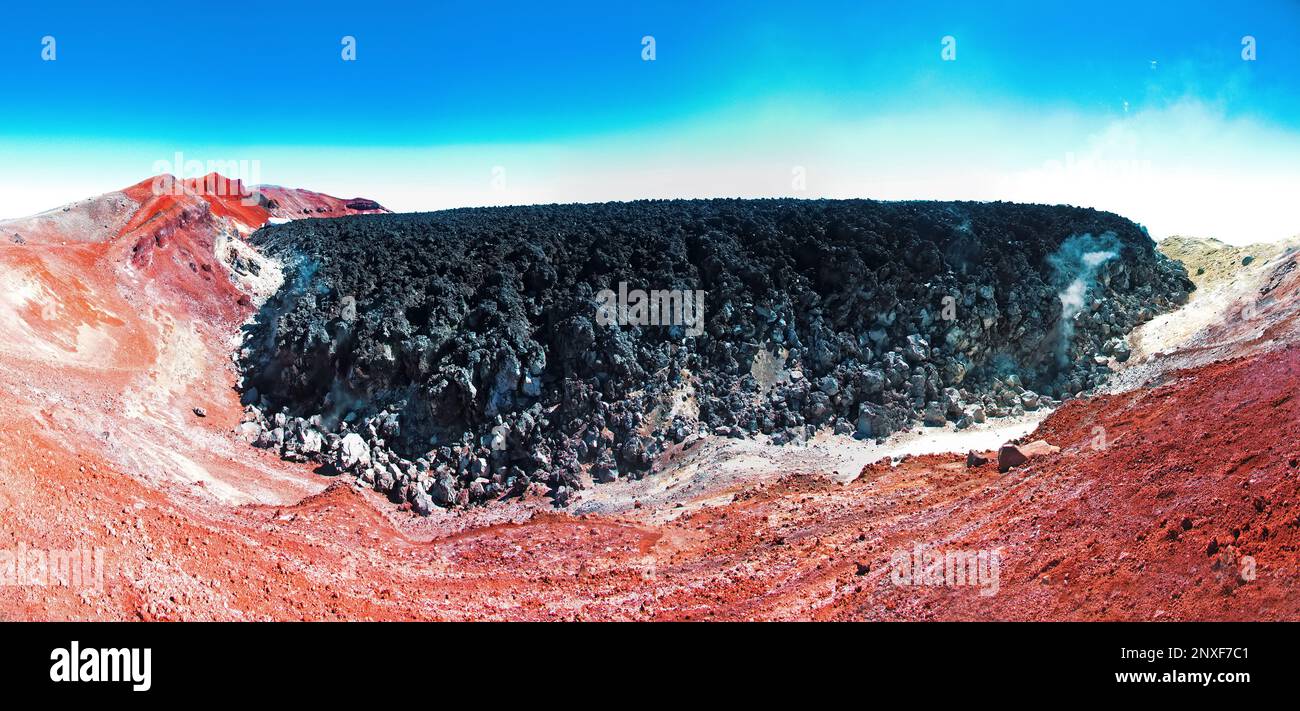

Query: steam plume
[1049,232,1121,366]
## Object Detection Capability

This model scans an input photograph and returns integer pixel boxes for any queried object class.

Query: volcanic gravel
[237,199,1192,510]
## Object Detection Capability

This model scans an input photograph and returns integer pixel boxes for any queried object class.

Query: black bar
[0,622,1287,699]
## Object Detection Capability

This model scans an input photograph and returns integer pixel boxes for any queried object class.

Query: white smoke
[1049,233,1121,366]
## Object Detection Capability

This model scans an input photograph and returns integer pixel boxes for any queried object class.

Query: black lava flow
[235,199,1193,512]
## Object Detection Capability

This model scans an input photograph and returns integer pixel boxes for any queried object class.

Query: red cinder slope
[109,174,388,324]
[0,175,393,620]
[811,346,1300,621]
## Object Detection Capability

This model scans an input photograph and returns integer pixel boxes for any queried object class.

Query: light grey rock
[338,432,371,470]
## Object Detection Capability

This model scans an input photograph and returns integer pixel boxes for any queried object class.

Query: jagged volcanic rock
[237,199,1193,510]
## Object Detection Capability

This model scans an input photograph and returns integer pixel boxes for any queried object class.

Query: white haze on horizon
[1,99,1296,246]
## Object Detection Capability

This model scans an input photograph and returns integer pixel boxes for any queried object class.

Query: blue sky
[2,0,1298,242]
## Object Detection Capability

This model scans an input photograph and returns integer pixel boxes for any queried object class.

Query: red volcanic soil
[1,178,1296,620]
[820,347,1300,621]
